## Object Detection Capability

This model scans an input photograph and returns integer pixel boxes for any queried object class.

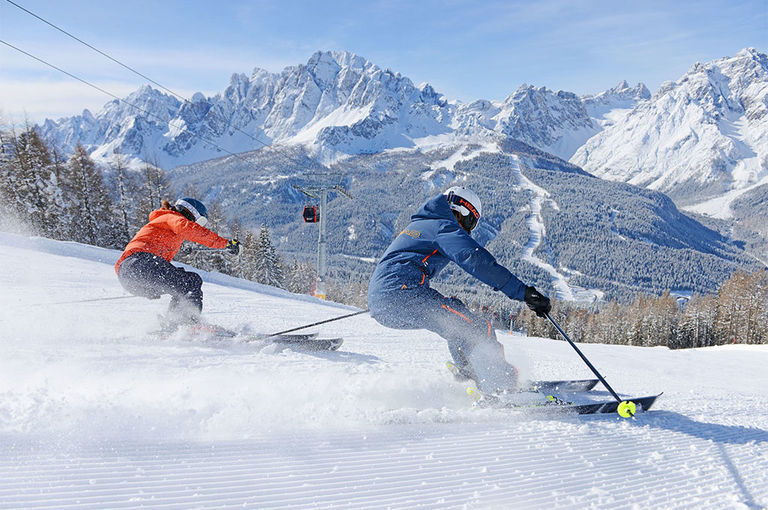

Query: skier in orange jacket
[116,197,240,328]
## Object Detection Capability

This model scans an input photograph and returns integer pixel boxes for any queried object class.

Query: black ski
[567,394,662,415]
[472,390,661,415]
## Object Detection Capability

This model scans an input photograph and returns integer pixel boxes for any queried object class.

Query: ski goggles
[447,193,480,231]
[176,199,209,227]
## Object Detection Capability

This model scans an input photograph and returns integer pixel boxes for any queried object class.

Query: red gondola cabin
[303,205,318,223]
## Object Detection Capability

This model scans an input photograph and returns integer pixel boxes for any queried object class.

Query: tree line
[514,269,768,347]
[0,126,315,293]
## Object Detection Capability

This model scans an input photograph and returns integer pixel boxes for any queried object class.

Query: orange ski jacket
[115,208,228,274]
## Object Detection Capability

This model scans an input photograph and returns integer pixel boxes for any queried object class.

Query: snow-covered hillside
[36,50,647,168]
[572,48,768,217]
[1,232,767,508]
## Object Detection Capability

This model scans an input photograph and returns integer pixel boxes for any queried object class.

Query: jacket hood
[412,194,455,222]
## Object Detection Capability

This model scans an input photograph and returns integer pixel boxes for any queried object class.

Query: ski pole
[188,247,226,252]
[37,295,141,306]
[263,309,369,338]
[545,312,624,404]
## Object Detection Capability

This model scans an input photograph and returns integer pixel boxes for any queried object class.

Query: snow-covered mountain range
[36,49,767,220]
[32,48,768,298]
[572,48,768,217]
[36,50,649,168]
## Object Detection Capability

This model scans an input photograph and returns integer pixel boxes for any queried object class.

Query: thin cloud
[0,79,218,125]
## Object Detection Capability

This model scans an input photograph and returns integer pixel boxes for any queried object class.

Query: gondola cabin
[302,205,318,223]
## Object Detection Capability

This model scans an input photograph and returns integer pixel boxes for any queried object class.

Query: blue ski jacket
[368,194,527,302]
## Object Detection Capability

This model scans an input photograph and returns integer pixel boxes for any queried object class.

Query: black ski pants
[118,252,203,319]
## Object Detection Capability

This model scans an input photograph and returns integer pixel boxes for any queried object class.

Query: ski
[468,387,662,415]
[150,322,342,351]
[446,361,599,393]
[262,335,344,351]
[150,321,238,339]
[526,378,599,393]
[566,394,662,415]
[243,332,343,351]
[253,332,319,342]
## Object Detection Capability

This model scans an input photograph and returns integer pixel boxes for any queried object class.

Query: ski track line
[2,422,766,509]
[0,434,730,488]
[0,422,710,480]
[509,156,577,302]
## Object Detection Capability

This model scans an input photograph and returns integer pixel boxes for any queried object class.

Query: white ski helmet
[444,186,482,231]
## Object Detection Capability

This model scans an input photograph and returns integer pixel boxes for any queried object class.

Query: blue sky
[1,0,766,123]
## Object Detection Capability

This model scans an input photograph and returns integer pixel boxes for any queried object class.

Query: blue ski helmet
[175,197,209,227]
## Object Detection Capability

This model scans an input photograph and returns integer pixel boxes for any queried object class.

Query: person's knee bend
[182,271,203,292]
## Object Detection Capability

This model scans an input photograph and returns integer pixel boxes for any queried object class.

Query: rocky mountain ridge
[37,50,647,168]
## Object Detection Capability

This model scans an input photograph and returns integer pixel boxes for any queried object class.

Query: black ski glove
[226,238,240,255]
[524,286,551,318]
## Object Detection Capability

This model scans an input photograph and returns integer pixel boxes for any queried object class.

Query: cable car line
[3,0,274,152]
[0,39,248,163]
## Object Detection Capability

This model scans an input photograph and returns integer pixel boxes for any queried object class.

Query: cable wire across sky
[0,38,251,163]
[3,0,274,153]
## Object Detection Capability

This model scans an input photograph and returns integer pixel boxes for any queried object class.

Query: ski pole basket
[302,205,318,223]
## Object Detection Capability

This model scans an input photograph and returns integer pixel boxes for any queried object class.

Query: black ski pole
[263,309,369,338]
[37,295,141,306]
[545,312,624,404]
[188,247,226,252]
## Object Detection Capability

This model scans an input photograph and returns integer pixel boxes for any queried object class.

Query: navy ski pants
[368,286,501,374]
[118,252,203,318]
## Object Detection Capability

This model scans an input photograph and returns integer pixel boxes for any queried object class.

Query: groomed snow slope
[0,232,766,509]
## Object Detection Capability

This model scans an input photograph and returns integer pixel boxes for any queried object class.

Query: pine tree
[252,224,285,288]
[715,271,748,345]
[48,143,75,239]
[234,230,258,280]
[67,144,119,247]
[0,128,20,229]
[285,258,317,295]
[113,151,137,244]
[675,294,717,348]
[136,161,171,224]
[8,128,49,232]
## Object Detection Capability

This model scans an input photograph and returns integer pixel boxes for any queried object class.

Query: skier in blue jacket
[368,186,551,393]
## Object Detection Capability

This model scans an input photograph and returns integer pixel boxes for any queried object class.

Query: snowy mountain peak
[572,48,768,217]
[601,80,650,100]
[309,49,370,71]
[581,81,651,105]
[580,81,651,131]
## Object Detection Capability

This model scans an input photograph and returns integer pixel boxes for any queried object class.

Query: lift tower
[294,183,352,299]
